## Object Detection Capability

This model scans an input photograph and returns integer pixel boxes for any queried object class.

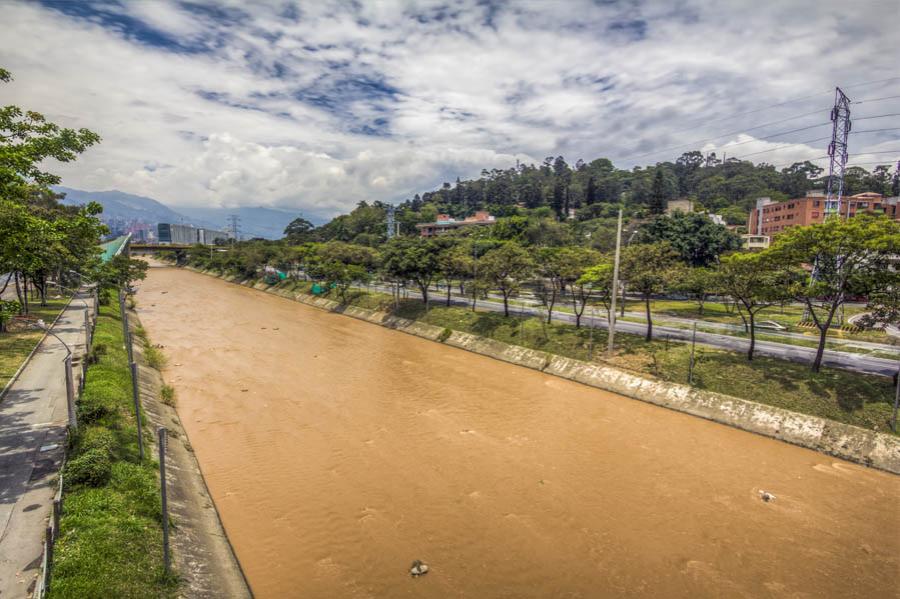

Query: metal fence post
[84,309,91,354]
[119,291,133,364]
[688,322,698,385]
[45,526,54,584]
[158,427,171,574]
[64,355,77,431]
[130,362,144,461]
[891,366,899,433]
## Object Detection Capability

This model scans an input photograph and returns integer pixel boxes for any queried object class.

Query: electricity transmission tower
[805,87,852,324]
[227,214,241,241]
[386,204,397,239]
[824,87,851,219]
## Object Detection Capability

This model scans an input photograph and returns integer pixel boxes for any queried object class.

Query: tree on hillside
[585,176,597,206]
[620,242,678,340]
[283,216,315,244]
[717,254,792,361]
[768,214,899,372]
[380,237,441,304]
[637,211,741,267]
[479,242,534,317]
[649,169,668,215]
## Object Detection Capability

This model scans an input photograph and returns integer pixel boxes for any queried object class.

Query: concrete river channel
[136,265,899,598]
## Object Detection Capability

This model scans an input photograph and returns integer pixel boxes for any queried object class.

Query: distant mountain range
[54,186,302,240]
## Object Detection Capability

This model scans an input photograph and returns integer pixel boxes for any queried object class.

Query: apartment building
[747,191,897,237]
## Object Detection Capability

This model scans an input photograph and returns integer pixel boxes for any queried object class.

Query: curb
[125,308,254,598]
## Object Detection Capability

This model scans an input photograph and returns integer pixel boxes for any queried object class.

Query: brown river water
[135,265,899,598]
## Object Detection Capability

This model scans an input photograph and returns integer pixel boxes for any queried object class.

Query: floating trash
[410,560,429,577]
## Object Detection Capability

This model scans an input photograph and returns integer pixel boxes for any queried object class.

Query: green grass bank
[0,297,69,391]
[48,291,175,598]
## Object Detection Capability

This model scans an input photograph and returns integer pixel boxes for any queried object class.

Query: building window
[814,200,820,207]
[812,212,819,218]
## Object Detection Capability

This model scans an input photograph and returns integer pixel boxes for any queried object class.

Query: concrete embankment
[127,308,253,598]
[189,267,900,475]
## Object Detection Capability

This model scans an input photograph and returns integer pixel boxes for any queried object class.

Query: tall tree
[479,242,534,317]
[638,211,742,267]
[585,176,597,205]
[717,254,791,360]
[558,247,603,327]
[380,237,441,305]
[621,242,678,340]
[649,169,668,215]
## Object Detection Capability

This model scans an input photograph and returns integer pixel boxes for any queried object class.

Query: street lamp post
[33,320,77,431]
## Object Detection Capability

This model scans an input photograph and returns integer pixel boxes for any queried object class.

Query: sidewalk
[0,291,94,598]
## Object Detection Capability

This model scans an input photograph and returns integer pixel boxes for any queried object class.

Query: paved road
[469,290,897,353]
[0,291,93,598]
[369,283,899,377]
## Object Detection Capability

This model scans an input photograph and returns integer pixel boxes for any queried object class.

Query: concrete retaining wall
[184,267,900,475]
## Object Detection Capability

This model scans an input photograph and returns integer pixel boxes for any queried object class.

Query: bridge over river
[135,264,899,599]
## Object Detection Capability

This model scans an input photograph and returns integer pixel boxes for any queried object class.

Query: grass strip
[49,290,176,598]
[0,298,69,391]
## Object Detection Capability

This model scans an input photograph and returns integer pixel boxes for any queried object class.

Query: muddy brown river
[136,265,899,598]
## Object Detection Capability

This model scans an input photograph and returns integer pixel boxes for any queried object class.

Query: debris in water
[410,560,429,577]
[760,490,776,502]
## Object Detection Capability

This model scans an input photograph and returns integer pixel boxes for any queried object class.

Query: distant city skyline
[2,0,898,220]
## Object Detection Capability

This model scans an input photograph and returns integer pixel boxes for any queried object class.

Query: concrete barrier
[186,270,900,475]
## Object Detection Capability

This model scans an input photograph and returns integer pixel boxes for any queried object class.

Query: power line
[853,94,900,105]
[615,115,830,163]
[664,76,900,137]
[853,113,900,122]
[851,127,900,134]
[730,136,831,160]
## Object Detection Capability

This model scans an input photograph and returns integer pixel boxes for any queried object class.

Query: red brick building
[416,211,495,237]
[747,192,898,237]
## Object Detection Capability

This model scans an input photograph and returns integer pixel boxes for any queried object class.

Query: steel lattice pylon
[824,87,851,219]
[386,204,396,239]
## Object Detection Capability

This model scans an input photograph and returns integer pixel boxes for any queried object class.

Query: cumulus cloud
[1,0,897,218]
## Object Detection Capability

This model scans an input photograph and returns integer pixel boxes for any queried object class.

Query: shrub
[160,384,176,407]
[65,448,112,487]
[438,327,452,342]
[77,401,113,425]
[86,343,107,365]
[77,427,116,457]
[144,345,166,369]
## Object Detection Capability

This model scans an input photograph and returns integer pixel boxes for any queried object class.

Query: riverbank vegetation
[49,291,175,598]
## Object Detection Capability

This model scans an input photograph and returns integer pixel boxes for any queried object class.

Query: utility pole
[227,214,241,241]
[824,87,851,219]
[607,208,623,356]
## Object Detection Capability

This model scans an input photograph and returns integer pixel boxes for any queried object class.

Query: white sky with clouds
[1,0,898,220]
